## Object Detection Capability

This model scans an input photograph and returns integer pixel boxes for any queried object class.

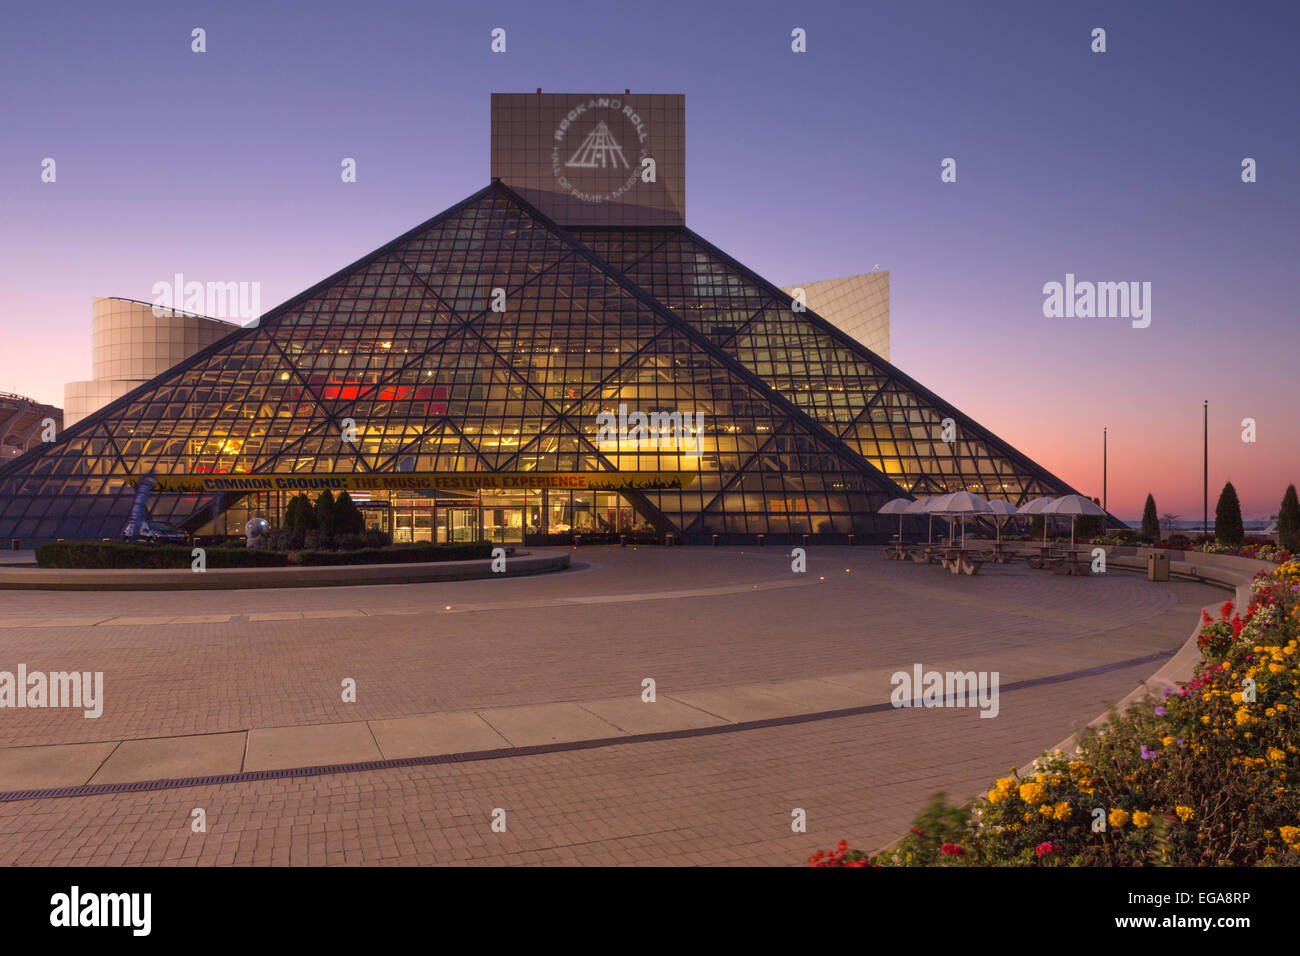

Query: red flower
[939,843,965,856]
[910,828,925,836]
[1035,841,1061,858]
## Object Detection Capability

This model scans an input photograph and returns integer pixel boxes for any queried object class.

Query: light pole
[1102,427,1107,516]
[1203,400,1208,539]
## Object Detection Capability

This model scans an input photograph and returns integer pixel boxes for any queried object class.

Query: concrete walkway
[0,547,1229,864]
[0,646,1182,795]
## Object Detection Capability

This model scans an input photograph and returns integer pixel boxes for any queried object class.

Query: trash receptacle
[1147,550,1170,582]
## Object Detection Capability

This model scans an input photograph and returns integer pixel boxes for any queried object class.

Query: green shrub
[35,541,287,569]
[295,542,493,566]
[334,491,364,536]
[314,490,336,545]
[1279,484,1299,551]
[1140,493,1160,542]
[285,492,317,534]
[1215,481,1244,545]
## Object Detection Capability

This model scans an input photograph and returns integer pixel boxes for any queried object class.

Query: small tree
[288,492,317,533]
[1140,494,1160,543]
[1278,484,1299,550]
[334,490,364,536]
[1214,481,1244,545]
[315,489,336,545]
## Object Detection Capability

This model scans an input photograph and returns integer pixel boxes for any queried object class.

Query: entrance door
[447,508,480,543]
[484,507,524,544]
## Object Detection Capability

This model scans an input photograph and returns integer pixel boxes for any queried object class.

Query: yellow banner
[121,472,697,494]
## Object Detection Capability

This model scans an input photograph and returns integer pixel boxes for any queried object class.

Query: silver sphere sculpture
[245,517,269,548]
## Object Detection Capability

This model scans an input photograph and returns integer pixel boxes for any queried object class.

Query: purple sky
[1,0,1296,518]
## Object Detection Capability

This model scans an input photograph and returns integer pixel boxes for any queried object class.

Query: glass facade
[0,182,1084,545]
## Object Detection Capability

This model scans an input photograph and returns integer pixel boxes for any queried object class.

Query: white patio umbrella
[934,491,993,547]
[904,496,938,544]
[986,498,1019,545]
[1041,494,1106,548]
[879,497,914,541]
[1017,496,1059,547]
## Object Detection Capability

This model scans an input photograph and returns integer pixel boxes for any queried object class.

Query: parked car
[122,520,189,545]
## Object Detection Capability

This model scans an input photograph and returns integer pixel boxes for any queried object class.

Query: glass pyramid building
[0,95,1097,546]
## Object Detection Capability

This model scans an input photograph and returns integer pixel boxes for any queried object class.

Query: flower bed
[1087,534,1292,563]
[813,559,1300,866]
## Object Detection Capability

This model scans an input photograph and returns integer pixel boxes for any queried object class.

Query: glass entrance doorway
[446,507,480,543]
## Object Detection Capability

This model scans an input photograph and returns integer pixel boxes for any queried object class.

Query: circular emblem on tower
[551,97,648,205]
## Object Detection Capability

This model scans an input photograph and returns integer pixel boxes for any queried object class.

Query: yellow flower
[1161,736,1175,747]
[1052,801,1072,821]
[1175,805,1195,822]
[987,788,1005,804]
[995,776,1017,793]
[1109,808,1130,829]
[1132,811,1151,828]
[1019,782,1047,805]
[1268,748,1287,764]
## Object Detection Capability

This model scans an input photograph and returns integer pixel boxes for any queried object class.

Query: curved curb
[1022,555,1268,770]
[0,551,570,591]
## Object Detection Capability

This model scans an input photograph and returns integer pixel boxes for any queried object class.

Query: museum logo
[552,97,649,204]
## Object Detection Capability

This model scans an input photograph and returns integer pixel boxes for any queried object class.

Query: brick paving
[0,548,1210,747]
[0,546,1223,865]
[0,657,1166,866]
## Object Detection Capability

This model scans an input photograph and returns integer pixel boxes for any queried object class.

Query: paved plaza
[0,546,1221,865]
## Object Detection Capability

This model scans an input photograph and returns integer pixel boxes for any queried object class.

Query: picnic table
[983,541,1018,564]
[1023,544,1059,570]
[1047,548,1094,576]
[1025,546,1093,575]
[908,543,943,564]
[938,546,984,575]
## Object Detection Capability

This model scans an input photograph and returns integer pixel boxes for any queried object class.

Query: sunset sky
[1,0,1296,519]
